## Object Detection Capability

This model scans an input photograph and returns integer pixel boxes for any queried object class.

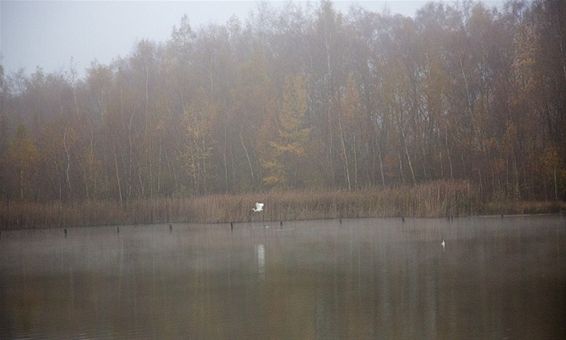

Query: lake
[1,216,565,339]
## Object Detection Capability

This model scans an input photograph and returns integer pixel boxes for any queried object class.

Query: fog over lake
[2,0,565,338]
[1,216,565,339]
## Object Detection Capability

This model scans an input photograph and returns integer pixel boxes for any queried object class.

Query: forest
[0,0,565,225]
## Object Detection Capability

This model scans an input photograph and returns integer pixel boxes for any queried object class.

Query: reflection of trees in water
[1,218,565,339]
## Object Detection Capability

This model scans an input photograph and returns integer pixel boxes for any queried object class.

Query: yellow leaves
[540,146,560,171]
[424,59,448,117]
[6,125,39,199]
[277,75,310,147]
[270,141,306,158]
[183,99,216,142]
[343,74,362,127]
[260,74,311,189]
[261,159,285,187]
[512,25,539,92]
[501,121,518,154]
[280,74,308,130]
[181,99,216,188]
[492,158,506,177]
[8,125,38,170]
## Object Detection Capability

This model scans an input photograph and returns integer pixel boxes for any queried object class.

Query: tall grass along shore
[1,180,564,230]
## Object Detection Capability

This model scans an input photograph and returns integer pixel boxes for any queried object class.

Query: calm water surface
[1,216,565,339]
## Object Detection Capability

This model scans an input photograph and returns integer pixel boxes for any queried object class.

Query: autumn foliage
[0,0,565,216]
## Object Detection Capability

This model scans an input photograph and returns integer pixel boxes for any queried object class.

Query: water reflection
[0,217,565,339]
[256,244,265,279]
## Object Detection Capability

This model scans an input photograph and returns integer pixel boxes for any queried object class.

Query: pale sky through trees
[1,0,505,76]
[0,0,563,203]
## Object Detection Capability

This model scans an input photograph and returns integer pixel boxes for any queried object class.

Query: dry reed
[481,200,566,215]
[0,180,483,229]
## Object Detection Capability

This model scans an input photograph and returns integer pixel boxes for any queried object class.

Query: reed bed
[481,200,566,215]
[0,180,481,230]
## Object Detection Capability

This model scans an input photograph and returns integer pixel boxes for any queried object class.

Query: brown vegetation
[1,0,565,207]
[1,180,477,229]
[481,200,566,215]
[0,1,564,229]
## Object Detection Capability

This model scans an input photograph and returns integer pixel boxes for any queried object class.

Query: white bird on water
[441,239,446,248]
[252,202,264,213]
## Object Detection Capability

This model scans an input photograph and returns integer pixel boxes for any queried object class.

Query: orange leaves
[260,74,311,189]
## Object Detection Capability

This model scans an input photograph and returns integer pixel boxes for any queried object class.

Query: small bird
[441,240,446,248]
[64,229,68,237]
[230,222,234,231]
[252,202,264,213]
[402,216,405,223]
[279,221,283,227]
[169,224,173,232]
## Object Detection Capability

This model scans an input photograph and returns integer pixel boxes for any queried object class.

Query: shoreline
[1,212,564,233]
[1,181,564,230]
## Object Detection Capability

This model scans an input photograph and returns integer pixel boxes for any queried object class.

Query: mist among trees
[1,0,565,205]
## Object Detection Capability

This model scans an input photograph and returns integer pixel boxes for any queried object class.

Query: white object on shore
[252,202,264,212]
[441,240,446,248]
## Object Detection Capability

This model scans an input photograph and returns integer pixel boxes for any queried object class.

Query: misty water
[1,216,565,339]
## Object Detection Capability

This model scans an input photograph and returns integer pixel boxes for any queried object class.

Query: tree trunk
[338,115,352,191]
[378,146,386,188]
[400,126,417,185]
[239,130,255,184]
[374,128,386,187]
[127,111,135,199]
[223,125,229,192]
[157,135,162,195]
[353,135,358,189]
[114,147,123,208]
[554,166,558,200]
[445,126,453,179]
[19,169,24,200]
[63,129,72,198]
